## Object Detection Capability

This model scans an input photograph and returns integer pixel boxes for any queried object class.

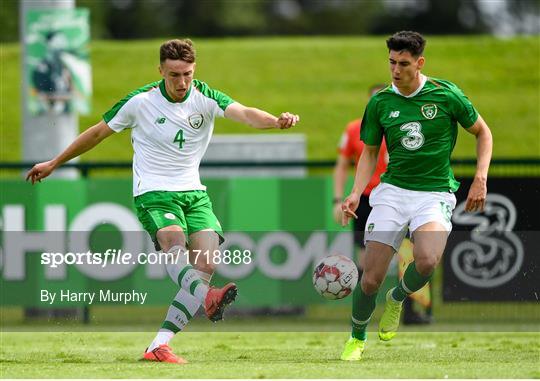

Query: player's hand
[465,176,487,212]
[332,202,343,224]
[26,160,56,185]
[341,192,360,226]
[276,112,299,129]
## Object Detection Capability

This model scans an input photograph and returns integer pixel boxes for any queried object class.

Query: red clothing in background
[338,119,388,196]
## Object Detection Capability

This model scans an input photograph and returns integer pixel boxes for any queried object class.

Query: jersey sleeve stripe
[192,79,235,111]
[427,78,442,87]
[103,81,161,123]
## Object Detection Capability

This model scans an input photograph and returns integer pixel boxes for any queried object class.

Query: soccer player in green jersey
[27,39,299,364]
[340,31,492,361]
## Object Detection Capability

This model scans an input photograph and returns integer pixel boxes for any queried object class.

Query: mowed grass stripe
[0,331,538,378]
[1,36,538,162]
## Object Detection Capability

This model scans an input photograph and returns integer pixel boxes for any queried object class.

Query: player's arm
[464,114,493,212]
[333,154,350,203]
[341,144,379,226]
[333,154,351,223]
[224,102,299,130]
[26,120,115,184]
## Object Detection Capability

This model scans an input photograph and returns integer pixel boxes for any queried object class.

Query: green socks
[351,284,377,340]
[392,262,432,302]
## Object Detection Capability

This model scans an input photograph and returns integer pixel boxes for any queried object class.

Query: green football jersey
[360,76,478,192]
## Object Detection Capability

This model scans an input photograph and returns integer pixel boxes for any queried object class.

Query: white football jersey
[104,79,234,196]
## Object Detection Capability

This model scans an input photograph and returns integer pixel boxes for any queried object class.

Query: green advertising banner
[0,178,397,308]
[25,8,91,115]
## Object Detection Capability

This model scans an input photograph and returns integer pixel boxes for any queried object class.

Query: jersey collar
[391,74,427,98]
[159,80,192,103]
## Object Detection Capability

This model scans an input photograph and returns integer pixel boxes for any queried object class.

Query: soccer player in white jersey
[27,39,300,364]
[340,31,492,361]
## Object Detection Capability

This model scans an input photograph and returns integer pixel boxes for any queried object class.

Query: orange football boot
[141,344,187,364]
[204,283,238,322]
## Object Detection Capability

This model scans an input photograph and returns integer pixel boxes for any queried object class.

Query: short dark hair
[386,31,426,57]
[160,39,196,64]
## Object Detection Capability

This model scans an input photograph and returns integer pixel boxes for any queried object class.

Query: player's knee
[194,260,215,275]
[161,239,186,253]
[157,226,186,252]
[415,256,438,276]
[360,273,383,295]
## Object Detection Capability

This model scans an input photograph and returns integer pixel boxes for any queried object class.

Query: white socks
[147,251,214,352]
[165,245,209,303]
[147,330,174,352]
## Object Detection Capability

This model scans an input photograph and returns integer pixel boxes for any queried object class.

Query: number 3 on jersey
[400,122,424,150]
[173,129,186,149]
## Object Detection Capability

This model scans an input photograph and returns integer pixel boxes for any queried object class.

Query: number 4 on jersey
[173,129,186,149]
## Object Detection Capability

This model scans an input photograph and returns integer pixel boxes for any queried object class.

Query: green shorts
[134,190,224,250]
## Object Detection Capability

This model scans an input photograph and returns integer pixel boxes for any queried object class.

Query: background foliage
[1,0,539,41]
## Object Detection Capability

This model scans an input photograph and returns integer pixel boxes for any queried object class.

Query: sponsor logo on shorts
[367,223,375,233]
[164,213,176,220]
[188,113,204,129]
[440,201,452,223]
[421,104,437,119]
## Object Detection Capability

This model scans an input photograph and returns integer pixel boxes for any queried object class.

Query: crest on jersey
[188,113,204,129]
[421,104,437,119]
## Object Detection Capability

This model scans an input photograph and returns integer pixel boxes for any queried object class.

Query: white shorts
[364,183,457,251]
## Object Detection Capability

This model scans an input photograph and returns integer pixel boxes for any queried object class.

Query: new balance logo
[389,111,400,118]
[155,117,166,124]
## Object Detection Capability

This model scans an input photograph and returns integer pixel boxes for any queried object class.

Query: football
[312,255,359,300]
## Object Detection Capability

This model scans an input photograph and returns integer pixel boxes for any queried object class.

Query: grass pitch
[1,329,538,378]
